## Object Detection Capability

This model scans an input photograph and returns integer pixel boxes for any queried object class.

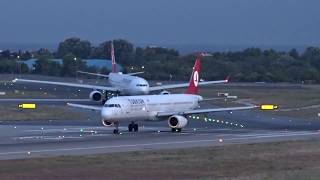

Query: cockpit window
[104,104,121,108]
[136,84,148,87]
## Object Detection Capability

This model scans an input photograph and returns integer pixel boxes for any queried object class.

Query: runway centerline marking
[0,131,319,156]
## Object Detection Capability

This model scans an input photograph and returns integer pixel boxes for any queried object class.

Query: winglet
[186,55,201,95]
[111,41,116,73]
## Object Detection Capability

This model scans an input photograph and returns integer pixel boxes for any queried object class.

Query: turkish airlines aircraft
[68,57,256,134]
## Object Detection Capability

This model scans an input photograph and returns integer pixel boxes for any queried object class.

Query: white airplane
[12,42,228,102]
[68,57,257,134]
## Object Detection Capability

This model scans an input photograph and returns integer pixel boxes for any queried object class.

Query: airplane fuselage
[101,94,203,122]
[108,73,150,95]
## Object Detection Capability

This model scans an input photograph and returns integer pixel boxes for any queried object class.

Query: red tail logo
[186,56,201,94]
[111,42,116,73]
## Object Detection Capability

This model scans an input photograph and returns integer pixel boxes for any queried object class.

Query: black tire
[128,124,133,132]
[113,129,119,134]
[171,128,176,132]
[177,128,182,132]
[133,124,139,132]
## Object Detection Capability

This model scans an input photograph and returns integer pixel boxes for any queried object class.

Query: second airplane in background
[13,42,228,102]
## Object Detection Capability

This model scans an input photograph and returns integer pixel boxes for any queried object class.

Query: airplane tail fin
[186,55,201,95]
[111,41,116,73]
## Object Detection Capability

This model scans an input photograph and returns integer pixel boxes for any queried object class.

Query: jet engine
[159,90,170,95]
[89,91,103,101]
[168,115,188,128]
[102,120,114,127]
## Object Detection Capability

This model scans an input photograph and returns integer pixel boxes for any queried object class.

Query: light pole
[17,56,21,74]
[74,57,78,79]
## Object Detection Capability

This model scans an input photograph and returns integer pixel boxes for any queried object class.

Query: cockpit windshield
[136,84,148,87]
[104,104,121,108]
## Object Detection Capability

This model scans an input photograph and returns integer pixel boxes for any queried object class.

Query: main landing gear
[128,122,139,132]
[171,128,182,133]
[112,122,139,134]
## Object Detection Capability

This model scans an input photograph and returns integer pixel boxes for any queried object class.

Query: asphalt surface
[0,110,320,160]
[0,80,320,160]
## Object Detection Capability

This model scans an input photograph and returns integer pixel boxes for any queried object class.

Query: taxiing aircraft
[12,42,228,102]
[68,57,256,134]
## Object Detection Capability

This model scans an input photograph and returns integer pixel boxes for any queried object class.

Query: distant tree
[0,50,11,59]
[0,60,28,74]
[61,53,86,77]
[34,56,62,76]
[289,48,299,59]
[20,51,33,60]
[57,37,91,59]
[36,48,53,58]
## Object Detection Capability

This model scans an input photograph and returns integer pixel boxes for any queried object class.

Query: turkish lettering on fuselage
[128,99,145,105]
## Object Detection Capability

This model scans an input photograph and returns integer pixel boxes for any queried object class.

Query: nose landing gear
[113,121,119,134]
[128,122,139,132]
[171,128,182,133]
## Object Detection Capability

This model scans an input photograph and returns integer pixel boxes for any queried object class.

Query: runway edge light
[18,104,36,109]
[260,104,278,110]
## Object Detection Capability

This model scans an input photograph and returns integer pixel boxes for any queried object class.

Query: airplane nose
[143,87,150,95]
[101,109,113,120]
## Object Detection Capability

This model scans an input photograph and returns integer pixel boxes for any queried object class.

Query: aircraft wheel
[113,129,119,134]
[133,124,139,132]
[128,124,133,132]
[171,128,181,133]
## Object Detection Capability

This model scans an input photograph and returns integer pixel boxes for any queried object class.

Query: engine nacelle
[168,115,188,128]
[102,120,114,127]
[159,90,170,95]
[89,91,102,101]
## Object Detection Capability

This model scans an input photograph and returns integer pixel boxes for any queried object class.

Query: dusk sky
[0,0,319,46]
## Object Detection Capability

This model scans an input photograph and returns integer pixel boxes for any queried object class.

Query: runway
[0,118,320,160]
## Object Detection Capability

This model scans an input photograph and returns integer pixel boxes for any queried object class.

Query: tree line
[0,37,320,83]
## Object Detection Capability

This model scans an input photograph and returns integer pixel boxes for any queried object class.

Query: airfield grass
[0,104,87,121]
[200,84,320,120]
[0,90,59,98]
[1,140,320,180]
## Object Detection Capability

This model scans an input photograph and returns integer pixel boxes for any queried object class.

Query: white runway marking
[15,136,85,140]
[235,131,313,137]
[1,131,319,156]
[24,126,166,133]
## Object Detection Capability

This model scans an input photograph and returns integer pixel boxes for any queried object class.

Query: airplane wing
[157,105,257,117]
[149,79,228,92]
[67,103,102,111]
[77,71,109,78]
[12,78,118,91]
